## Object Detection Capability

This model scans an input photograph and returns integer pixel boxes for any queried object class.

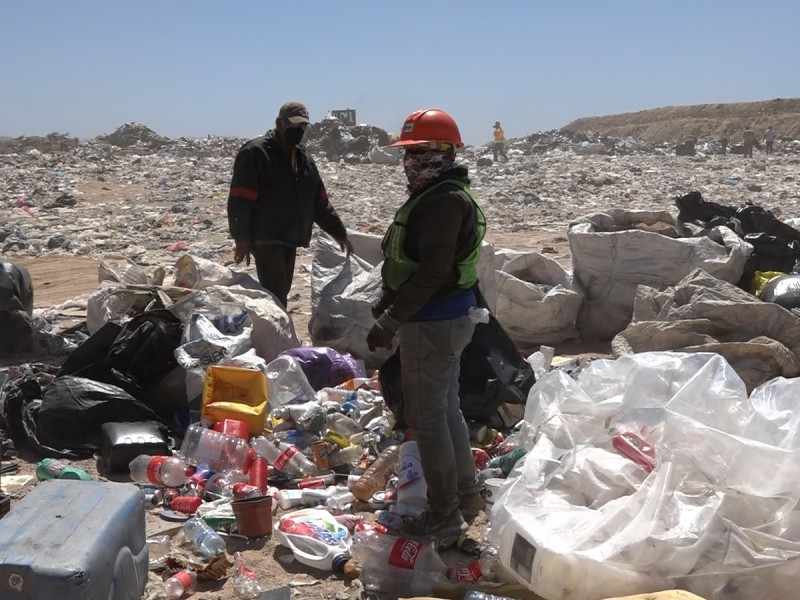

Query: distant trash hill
[561,97,800,143]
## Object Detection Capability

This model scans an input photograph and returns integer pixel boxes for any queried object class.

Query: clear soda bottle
[183,517,226,559]
[251,436,317,478]
[128,455,188,487]
[351,444,399,502]
[164,569,196,599]
[349,529,449,596]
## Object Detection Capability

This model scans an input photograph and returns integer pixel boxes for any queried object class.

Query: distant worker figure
[492,121,507,162]
[227,101,353,308]
[765,126,776,155]
[718,131,729,155]
[742,127,757,158]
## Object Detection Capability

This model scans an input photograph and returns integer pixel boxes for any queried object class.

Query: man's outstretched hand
[234,238,252,266]
[337,235,354,258]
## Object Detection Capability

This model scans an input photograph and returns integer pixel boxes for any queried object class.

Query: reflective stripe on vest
[382,179,486,292]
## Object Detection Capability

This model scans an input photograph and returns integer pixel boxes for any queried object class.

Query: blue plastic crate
[0,479,148,599]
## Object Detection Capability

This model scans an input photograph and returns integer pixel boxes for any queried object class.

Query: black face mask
[284,127,305,146]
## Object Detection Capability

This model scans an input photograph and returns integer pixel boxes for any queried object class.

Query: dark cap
[494,121,501,127]
[279,101,310,124]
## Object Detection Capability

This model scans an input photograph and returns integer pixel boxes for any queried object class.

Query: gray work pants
[399,316,479,517]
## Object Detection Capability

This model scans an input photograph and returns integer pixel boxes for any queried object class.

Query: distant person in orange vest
[765,126,776,154]
[492,121,507,162]
[743,126,759,158]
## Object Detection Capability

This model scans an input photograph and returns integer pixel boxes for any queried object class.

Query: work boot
[459,493,485,521]
[400,509,467,545]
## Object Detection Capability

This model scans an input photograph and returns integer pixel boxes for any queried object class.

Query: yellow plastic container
[202,365,268,435]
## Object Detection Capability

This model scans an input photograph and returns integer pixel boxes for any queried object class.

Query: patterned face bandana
[402,146,456,193]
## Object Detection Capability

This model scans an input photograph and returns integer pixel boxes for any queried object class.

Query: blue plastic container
[0,480,148,599]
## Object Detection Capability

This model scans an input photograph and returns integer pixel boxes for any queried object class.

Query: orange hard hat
[388,108,463,148]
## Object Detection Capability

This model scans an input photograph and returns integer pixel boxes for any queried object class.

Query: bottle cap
[332,554,350,575]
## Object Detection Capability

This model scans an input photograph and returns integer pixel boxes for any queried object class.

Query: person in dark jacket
[227,101,353,307]
[367,108,486,543]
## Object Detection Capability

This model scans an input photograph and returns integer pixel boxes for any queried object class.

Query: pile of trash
[0,249,539,600]
[96,122,172,150]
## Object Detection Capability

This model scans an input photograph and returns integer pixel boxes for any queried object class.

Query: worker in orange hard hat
[367,108,487,543]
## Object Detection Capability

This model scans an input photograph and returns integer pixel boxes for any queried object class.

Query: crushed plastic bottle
[251,436,318,478]
[266,355,317,409]
[36,458,91,481]
[233,552,267,599]
[179,424,250,472]
[349,529,449,596]
[164,569,196,599]
[147,535,171,569]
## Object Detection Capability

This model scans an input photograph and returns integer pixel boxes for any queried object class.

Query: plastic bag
[280,346,365,391]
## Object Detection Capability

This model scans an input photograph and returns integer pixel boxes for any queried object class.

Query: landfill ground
[2,132,798,599]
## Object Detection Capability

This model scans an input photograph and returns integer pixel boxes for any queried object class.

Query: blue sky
[1,1,797,145]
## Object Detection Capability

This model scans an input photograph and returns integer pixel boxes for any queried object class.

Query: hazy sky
[2,1,797,145]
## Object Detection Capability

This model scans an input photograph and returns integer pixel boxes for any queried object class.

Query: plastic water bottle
[351,445,400,502]
[266,355,317,409]
[233,552,266,599]
[329,444,364,468]
[183,517,226,559]
[164,569,196,599]
[349,529,449,596]
[36,458,91,481]
[326,412,361,438]
[128,455,188,487]
[251,436,318,478]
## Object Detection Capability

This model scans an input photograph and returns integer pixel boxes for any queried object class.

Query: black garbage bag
[738,233,800,290]
[57,310,184,415]
[759,274,800,309]
[0,374,42,446]
[29,376,163,459]
[380,314,535,430]
[675,191,736,225]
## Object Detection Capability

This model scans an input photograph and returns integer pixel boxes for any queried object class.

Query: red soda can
[160,488,180,508]
[242,447,255,476]
[472,448,490,471]
[169,495,203,514]
[297,473,336,489]
[248,455,268,493]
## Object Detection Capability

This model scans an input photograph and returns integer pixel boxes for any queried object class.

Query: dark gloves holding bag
[367,323,395,352]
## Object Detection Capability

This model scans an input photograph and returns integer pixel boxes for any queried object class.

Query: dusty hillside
[562,97,800,143]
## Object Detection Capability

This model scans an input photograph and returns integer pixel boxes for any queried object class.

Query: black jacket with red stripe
[227,130,347,247]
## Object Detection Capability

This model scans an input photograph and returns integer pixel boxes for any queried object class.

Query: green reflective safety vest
[382,178,486,292]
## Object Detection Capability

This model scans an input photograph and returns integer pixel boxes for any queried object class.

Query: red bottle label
[388,538,424,570]
[146,456,167,484]
[454,561,483,583]
[173,570,194,588]
[274,446,297,472]
[232,483,262,499]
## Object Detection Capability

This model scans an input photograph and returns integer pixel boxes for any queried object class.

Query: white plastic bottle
[164,569,196,599]
[251,436,318,478]
[349,529,449,596]
[183,517,226,559]
[273,508,352,572]
[395,441,428,517]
